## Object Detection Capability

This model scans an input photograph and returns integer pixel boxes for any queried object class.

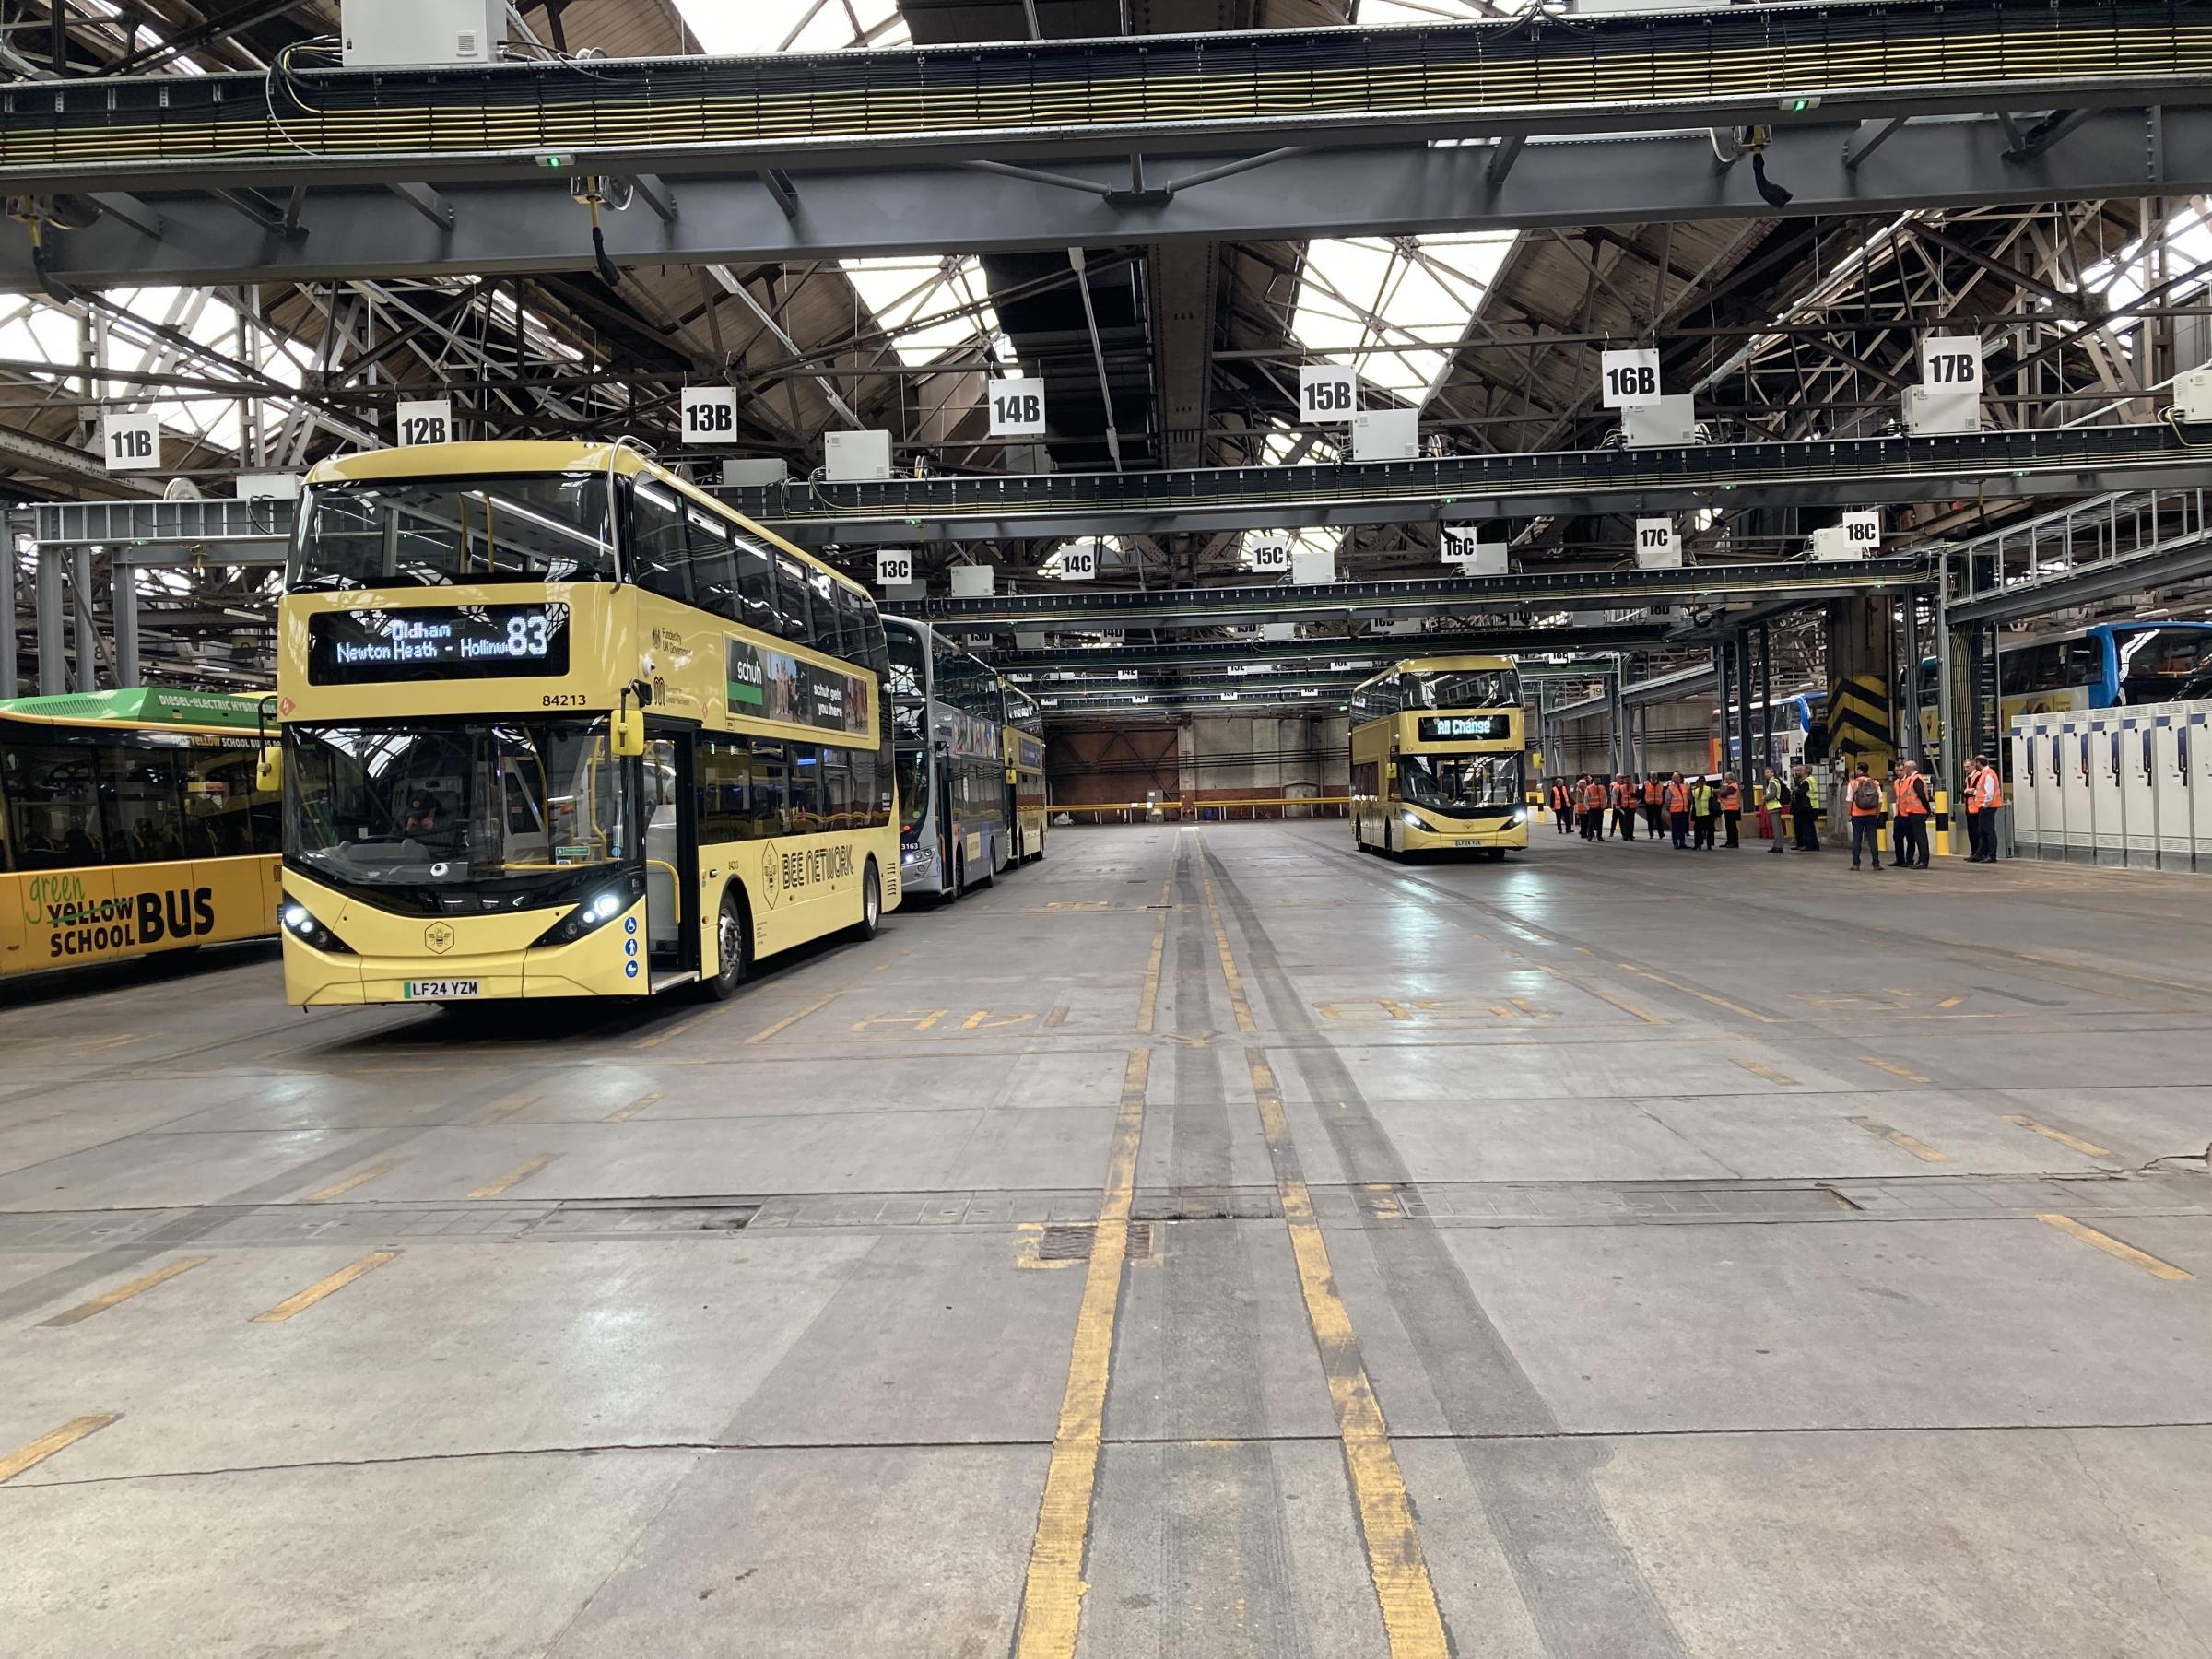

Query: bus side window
[751,741,790,837]
[806,568,841,659]
[772,553,814,647]
[788,745,821,834]
[688,509,736,620]
[862,609,890,682]
[630,482,692,606]
[729,533,781,639]
[831,583,871,666]
[819,746,854,833]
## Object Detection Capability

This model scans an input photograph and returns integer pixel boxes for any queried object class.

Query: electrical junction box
[822,429,893,482]
[1810,525,1858,561]
[1903,384,1980,436]
[1620,394,1697,448]
[2174,368,2212,423]
[343,0,506,66]
[948,565,996,598]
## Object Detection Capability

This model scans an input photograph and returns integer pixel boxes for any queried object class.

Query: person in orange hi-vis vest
[1966,754,2003,861]
[1664,773,1691,849]
[1892,759,1933,868]
[1718,775,1744,847]
[1612,774,1640,841]
[1641,774,1665,839]
[1846,761,1887,870]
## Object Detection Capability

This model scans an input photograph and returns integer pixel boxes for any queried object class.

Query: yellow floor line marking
[40,1257,209,1328]
[632,1018,696,1051]
[473,1091,539,1126]
[1197,859,1259,1033]
[1732,1056,1798,1086]
[252,1252,398,1324]
[1858,1056,1933,1084]
[2036,1214,2194,1281]
[2003,1116,2112,1159]
[469,1155,554,1200]
[745,991,845,1046]
[1135,914,1166,1036]
[606,1091,663,1124]
[1248,1052,1449,1658]
[1012,1048,1149,1659]
[1045,1004,1070,1029]
[305,1158,407,1201]
[1538,964,1665,1025]
[1848,1116,1949,1162]
[1618,963,1781,1023]
[0,1414,120,1483]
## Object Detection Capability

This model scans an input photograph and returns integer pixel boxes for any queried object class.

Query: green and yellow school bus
[1,688,282,979]
[274,441,900,1006]
[1004,680,1048,865]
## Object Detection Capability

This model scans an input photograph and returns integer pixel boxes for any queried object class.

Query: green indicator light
[537,153,571,169]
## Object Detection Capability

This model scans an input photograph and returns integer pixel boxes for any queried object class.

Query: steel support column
[1,539,15,699]
[112,559,139,689]
[70,545,97,692]
[35,549,65,695]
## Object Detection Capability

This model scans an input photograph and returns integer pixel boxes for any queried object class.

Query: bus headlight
[532,879,641,948]
[1400,811,1422,829]
[1510,807,1527,824]
[280,902,354,956]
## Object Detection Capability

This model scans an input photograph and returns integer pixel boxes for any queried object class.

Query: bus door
[642,733,699,976]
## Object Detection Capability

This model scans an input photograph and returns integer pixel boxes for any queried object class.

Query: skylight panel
[841,255,1011,370]
[678,0,911,55]
[1288,233,1514,406]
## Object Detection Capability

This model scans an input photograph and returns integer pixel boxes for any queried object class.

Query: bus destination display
[308,605,571,684]
[1418,714,1512,741]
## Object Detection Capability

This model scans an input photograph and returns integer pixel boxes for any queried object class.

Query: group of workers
[1547,754,2007,866]
[1550,771,1747,851]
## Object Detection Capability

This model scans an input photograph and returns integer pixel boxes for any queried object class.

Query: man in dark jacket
[1790,766,1820,851]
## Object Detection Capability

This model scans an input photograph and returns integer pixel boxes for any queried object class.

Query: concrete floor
[2,821,2209,1658]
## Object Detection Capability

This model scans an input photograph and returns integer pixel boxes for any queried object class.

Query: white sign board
[876,548,914,587]
[1441,524,1507,574]
[395,398,453,448]
[100,410,161,472]
[1633,517,1682,569]
[1058,543,1099,582]
[1600,347,1663,409]
[1249,535,1293,575]
[1298,364,1357,423]
[1918,335,1982,393]
[680,385,740,443]
[1351,406,1418,463]
[1840,510,1883,552]
[988,378,1047,438]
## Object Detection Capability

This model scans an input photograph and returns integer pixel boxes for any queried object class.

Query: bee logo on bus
[424,922,455,954]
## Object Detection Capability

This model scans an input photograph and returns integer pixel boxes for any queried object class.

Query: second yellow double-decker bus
[275,441,900,1006]
[1004,682,1048,865]
[1349,655,1530,859]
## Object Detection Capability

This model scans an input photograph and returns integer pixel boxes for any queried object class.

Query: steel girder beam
[10,112,2211,292]
[3,0,2201,190]
[982,623,1677,671]
[739,423,2208,546]
[890,557,1933,627]
[1945,532,2212,625]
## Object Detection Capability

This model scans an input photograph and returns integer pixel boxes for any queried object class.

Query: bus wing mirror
[610,705,647,759]
[255,745,283,794]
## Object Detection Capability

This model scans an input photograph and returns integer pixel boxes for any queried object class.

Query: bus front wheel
[702,888,747,1001]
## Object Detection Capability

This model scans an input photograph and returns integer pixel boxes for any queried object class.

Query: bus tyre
[851,860,883,941]
[1486,848,1508,864]
[703,888,747,1001]
[1382,818,1393,857]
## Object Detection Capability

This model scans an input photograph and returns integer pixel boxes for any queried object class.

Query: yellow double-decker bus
[1,688,282,980]
[1004,682,1048,865]
[1349,655,1530,860]
[275,441,900,1006]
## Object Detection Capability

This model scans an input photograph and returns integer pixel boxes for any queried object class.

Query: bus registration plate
[404,980,480,1000]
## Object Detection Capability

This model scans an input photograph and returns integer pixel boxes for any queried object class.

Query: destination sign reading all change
[307,605,571,684]
[1418,714,1512,741]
